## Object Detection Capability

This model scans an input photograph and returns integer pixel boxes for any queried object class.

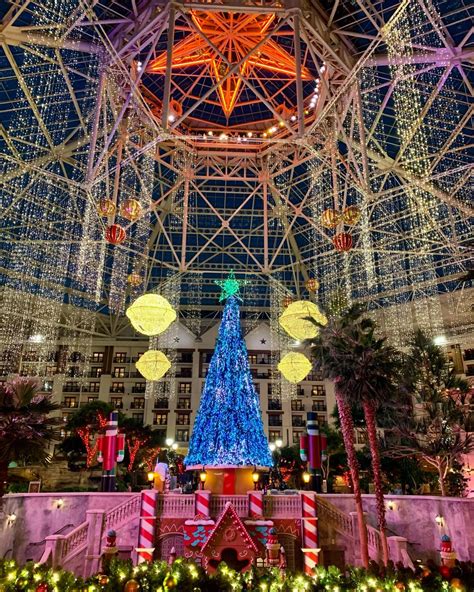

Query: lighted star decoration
[147,11,312,117]
[215,270,247,302]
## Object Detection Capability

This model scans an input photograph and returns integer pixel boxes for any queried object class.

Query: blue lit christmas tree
[185,272,272,467]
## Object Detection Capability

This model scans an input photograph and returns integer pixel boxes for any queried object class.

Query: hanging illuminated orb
[126,293,177,336]
[343,205,361,226]
[127,273,142,287]
[105,224,126,245]
[278,352,312,384]
[136,350,171,381]
[305,278,320,293]
[279,300,328,341]
[333,232,353,252]
[282,295,294,309]
[120,198,142,221]
[97,198,116,217]
[320,208,341,229]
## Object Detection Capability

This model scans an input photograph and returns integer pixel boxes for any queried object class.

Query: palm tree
[309,305,401,566]
[0,377,60,496]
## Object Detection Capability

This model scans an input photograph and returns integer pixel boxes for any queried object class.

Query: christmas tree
[185,273,272,467]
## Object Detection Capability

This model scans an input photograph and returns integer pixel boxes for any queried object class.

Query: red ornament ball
[105,224,126,245]
[439,565,451,579]
[333,232,353,252]
[36,584,50,592]
[98,574,109,585]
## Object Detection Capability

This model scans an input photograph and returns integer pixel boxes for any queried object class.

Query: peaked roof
[201,502,258,555]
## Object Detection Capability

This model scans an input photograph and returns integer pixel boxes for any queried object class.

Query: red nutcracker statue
[97,411,125,492]
[300,412,327,492]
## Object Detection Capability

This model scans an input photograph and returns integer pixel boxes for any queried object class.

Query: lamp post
[199,467,207,490]
[147,471,155,489]
[302,471,311,490]
[252,467,260,490]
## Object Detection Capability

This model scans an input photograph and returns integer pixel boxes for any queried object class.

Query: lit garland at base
[0,557,470,591]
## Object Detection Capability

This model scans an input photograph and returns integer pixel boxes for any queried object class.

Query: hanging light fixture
[279,300,328,340]
[136,350,171,381]
[126,293,177,336]
[105,224,127,245]
[278,352,312,383]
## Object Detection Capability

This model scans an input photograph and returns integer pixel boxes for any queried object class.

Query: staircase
[316,496,415,568]
[39,494,141,576]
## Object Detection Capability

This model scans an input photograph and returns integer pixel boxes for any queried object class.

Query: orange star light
[147,11,312,117]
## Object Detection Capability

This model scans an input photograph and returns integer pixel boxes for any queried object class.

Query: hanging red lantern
[333,232,353,252]
[305,278,319,293]
[97,198,116,217]
[120,198,142,221]
[342,205,361,226]
[320,208,340,229]
[282,295,294,308]
[105,224,126,245]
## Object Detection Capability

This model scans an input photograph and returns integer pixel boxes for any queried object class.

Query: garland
[0,558,469,591]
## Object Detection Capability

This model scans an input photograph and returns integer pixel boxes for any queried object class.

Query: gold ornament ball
[124,580,140,592]
[97,198,116,217]
[320,208,340,229]
[282,295,294,308]
[305,278,319,293]
[450,579,464,590]
[342,205,361,225]
[120,198,142,222]
[98,574,109,586]
[127,273,142,287]
[163,575,176,589]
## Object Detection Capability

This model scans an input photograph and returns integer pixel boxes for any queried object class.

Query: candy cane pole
[136,490,157,563]
[300,491,319,575]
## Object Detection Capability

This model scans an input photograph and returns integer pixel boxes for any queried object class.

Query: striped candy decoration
[303,517,318,548]
[248,491,263,518]
[301,491,317,518]
[195,490,211,518]
[302,548,320,575]
[137,490,157,563]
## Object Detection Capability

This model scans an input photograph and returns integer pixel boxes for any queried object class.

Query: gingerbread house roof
[201,502,258,555]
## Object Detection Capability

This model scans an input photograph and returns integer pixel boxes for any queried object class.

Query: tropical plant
[388,330,474,496]
[309,305,402,566]
[0,377,60,495]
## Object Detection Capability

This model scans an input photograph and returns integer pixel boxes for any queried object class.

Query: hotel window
[176,413,190,426]
[293,431,303,444]
[155,398,169,409]
[269,430,281,442]
[311,385,325,397]
[87,396,98,403]
[87,382,100,393]
[111,382,124,393]
[91,352,104,363]
[292,415,304,427]
[132,413,144,422]
[176,429,189,442]
[268,399,282,410]
[64,381,79,392]
[177,397,191,409]
[114,352,128,363]
[312,402,326,412]
[177,367,192,378]
[62,412,71,422]
[268,415,282,427]
[132,398,144,409]
[45,365,57,376]
[111,397,123,409]
[89,367,102,378]
[153,413,168,426]
[179,352,193,363]
[248,354,258,364]
[133,382,145,393]
[63,396,77,408]
[113,367,126,378]
[291,400,304,411]
[254,383,260,394]
[178,382,192,394]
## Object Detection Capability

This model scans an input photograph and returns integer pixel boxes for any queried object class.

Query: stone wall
[320,494,474,563]
[0,492,133,563]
